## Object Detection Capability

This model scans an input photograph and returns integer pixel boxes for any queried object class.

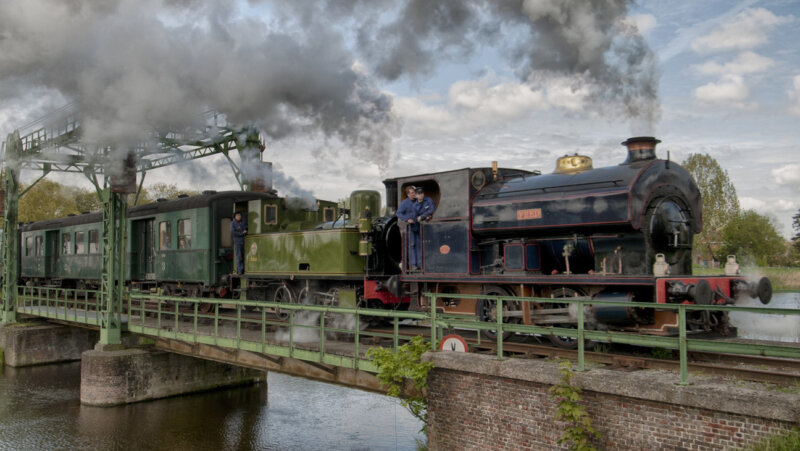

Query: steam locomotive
[240,136,770,345]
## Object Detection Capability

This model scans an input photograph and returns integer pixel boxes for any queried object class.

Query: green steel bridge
[8,286,800,388]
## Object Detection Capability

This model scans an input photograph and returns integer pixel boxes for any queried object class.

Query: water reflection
[0,362,424,450]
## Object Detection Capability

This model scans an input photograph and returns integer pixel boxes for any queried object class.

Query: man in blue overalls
[230,211,248,274]
[396,186,419,270]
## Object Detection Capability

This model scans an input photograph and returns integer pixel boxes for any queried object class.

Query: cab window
[221,218,232,247]
[35,236,43,256]
[76,231,86,254]
[264,204,277,225]
[324,207,335,222]
[26,237,33,256]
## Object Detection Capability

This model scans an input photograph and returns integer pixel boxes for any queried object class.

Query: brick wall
[424,353,799,450]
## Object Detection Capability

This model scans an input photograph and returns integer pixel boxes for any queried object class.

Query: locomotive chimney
[621,136,660,164]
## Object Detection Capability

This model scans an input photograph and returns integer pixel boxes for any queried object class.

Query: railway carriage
[18,190,277,296]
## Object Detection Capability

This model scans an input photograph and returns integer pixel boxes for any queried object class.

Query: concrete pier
[0,322,97,367]
[80,345,266,406]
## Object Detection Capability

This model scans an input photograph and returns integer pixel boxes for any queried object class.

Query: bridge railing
[125,292,430,373]
[425,292,800,385]
[17,286,103,326]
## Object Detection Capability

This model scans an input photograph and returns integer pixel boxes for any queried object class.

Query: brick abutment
[423,352,799,450]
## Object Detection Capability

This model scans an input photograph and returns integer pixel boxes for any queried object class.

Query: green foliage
[793,209,800,250]
[18,179,201,221]
[548,360,601,451]
[18,179,82,222]
[366,335,434,433]
[682,154,740,263]
[651,347,672,360]
[722,210,786,266]
[745,427,800,451]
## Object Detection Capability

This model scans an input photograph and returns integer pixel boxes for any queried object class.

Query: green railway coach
[19,191,276,295]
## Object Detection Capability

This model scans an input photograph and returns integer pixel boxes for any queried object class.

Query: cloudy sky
[1,0,798,237]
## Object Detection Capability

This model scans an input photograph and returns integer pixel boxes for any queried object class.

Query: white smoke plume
[2,0,660,176]
[0,0,398,171]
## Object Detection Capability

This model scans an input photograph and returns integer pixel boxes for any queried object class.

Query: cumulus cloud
[693,75,750,105]
[693,51,774,77]
[739,196,766,210]
[772,164,800,190]
[450,78,547,117]
[393,73,596,135]
[691,8,793,54]
[789,75,800,117]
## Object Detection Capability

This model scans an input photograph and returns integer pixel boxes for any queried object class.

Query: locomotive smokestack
[621,136,661,164]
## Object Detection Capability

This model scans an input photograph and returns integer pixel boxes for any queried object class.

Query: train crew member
[230,211,248,274]
[406,186,435,270]
[414,186,435,223]
[396,186,419,270]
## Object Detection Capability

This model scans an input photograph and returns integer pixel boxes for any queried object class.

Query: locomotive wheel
[543,287,592,350]
[274,284,296,320]
[475,285,520,340]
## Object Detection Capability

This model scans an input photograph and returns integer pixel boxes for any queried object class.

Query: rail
[425,292,800,385]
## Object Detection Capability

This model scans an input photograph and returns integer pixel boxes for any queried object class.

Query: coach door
[131,219,156,280]
[45,230,59,278]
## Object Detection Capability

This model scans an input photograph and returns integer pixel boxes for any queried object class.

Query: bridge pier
[0,321,97,367]
[80,344,266,406]
[423,352,800,450]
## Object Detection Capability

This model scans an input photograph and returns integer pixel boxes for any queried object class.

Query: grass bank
[693,266,800,291]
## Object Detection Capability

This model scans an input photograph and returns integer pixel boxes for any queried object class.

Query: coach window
[26,237,33,256]
[178,219,191,249]
[62,233,72,255]
[88,230,99,254]
[264,204,277,225]
[75,231,86,254]
[35,236,43,256]
[159,221,172,250]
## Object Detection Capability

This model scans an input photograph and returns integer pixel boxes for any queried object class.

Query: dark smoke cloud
[0,0,398,171]
[277,0,661,132]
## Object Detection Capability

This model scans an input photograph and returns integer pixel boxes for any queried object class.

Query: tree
[721,210,785,266]
[793,208,800,249]
[134,183,200,205]
[18,179,81,223]
[682,154,740,264]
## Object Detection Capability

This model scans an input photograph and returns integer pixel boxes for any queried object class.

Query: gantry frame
[1,106,267,344]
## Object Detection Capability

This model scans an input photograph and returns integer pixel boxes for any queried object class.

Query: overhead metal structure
[1,104,268,344]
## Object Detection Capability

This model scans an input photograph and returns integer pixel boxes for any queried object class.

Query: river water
[0,363,424,450]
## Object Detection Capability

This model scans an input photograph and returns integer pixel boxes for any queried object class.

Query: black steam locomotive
[365,136,770,345]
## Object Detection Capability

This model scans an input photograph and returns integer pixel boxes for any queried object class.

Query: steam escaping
[0,0,398,170]
[2,0,660,176]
